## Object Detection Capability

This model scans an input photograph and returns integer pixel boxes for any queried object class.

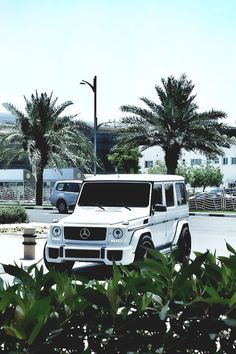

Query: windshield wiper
[79,203,105,209]
[94,203,105,210]
[114,203,131,210]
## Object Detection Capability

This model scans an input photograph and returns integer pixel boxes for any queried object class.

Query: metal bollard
[22,227,37,260]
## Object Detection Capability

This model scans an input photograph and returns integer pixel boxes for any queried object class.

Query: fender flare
[172,219,190,246]
[130,228,152,249]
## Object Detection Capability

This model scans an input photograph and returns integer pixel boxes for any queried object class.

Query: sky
[0,0,236,127]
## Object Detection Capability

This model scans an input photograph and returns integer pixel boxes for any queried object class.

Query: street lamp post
[80,75,97,175]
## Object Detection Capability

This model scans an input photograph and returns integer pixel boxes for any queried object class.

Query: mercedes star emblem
[80,228,90,240]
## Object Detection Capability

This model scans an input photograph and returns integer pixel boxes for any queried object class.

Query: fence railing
[188,194,236,211]
[2,186,236,211]
[0,187,51,205]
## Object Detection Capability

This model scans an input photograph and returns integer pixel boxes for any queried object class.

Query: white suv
[49,180,82,213]
[44,174,191,271]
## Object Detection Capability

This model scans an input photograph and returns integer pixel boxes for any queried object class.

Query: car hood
[58,207,148,226]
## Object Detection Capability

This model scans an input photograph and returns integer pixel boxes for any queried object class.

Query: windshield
[78,182,151,208]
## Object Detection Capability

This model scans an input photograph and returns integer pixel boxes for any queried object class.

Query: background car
[49,180,82,213]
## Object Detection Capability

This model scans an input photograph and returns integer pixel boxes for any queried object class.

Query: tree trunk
[36,165,44,206]
[164,144,180,175]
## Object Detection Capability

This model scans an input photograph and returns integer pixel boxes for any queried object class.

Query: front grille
[64,227,106,241]
[65,249,100,259]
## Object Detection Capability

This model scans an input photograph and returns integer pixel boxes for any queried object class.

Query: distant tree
[190,165,223,191]
[175,165,193,185]
[148,162,192,184]
[120,74,230,174]
[107,145,141,173]
[148,161,167,174]
[1,91,94,205]
[148,162,222,191]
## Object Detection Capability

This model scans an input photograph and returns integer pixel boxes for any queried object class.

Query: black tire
[43,243,74,272]
[177,227,191,262]
[134,235,154,262]
[57,199,68,214]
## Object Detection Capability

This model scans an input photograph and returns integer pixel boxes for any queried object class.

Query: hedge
[0,245,236,353]
[0,206,28,224]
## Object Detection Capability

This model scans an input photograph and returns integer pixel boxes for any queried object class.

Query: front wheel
[176,227,191,263]
[134,235,154,262]
[43,243,74,272]
[57,200,68,214]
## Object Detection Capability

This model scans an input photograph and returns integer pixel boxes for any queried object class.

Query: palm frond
[119,74,229,173]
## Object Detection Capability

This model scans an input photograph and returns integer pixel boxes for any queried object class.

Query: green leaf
[135,258,171,278]
[4,325,27,340]
[25,296,51,324]
[159,303,170,321]
[174,251,209,290]
[205,286,221,300]
[229,292,236,307]
[226,242,236,255]
[0,287,16,311]
[1,263,34,288]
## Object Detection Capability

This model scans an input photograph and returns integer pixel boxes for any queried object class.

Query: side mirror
[153,204,167,212]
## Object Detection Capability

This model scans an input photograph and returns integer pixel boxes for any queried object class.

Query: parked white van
[44,174,191,271]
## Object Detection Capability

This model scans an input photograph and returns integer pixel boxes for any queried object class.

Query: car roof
[83,174,184,183]
[55,180,83,183]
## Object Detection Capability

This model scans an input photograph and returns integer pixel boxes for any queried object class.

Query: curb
[189,212,236,218]
[0,204,56,210]
[24,206,55,210]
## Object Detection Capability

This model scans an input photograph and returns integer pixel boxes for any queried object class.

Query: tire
[57,199,68,214]
[43,243,74,272]
[134,235,154,262]
[177,227,191,263]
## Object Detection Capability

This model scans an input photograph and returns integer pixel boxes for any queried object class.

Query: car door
[151,183,167,247]
[164,182,177,243]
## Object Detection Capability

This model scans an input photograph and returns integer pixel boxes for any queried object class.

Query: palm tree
[1,91,94,205]
[120,74,230,174]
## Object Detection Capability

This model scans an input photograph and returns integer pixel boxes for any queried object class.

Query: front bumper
[45,243,135,265]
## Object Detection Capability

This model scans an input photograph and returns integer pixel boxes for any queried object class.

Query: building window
[144,160,153,168]
[232,158,236,165]
[191,159,202,166]
[222,157,228,165]
[207,158,219,164]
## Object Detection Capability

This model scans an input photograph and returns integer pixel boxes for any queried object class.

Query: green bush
[0,206,28,224]
[0,245,236,352]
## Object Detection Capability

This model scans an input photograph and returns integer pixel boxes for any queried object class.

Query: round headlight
[113,228,123,239]
[52,226,62,237]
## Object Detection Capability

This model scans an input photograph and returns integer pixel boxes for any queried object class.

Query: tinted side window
[73,183,81,193]
[165,183,174,207]
[152,183,163,205]
[176,183,187,205]
[56,183,65,191]
[64,183,78,192]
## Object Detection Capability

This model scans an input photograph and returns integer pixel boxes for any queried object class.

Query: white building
[140,143,236,188]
